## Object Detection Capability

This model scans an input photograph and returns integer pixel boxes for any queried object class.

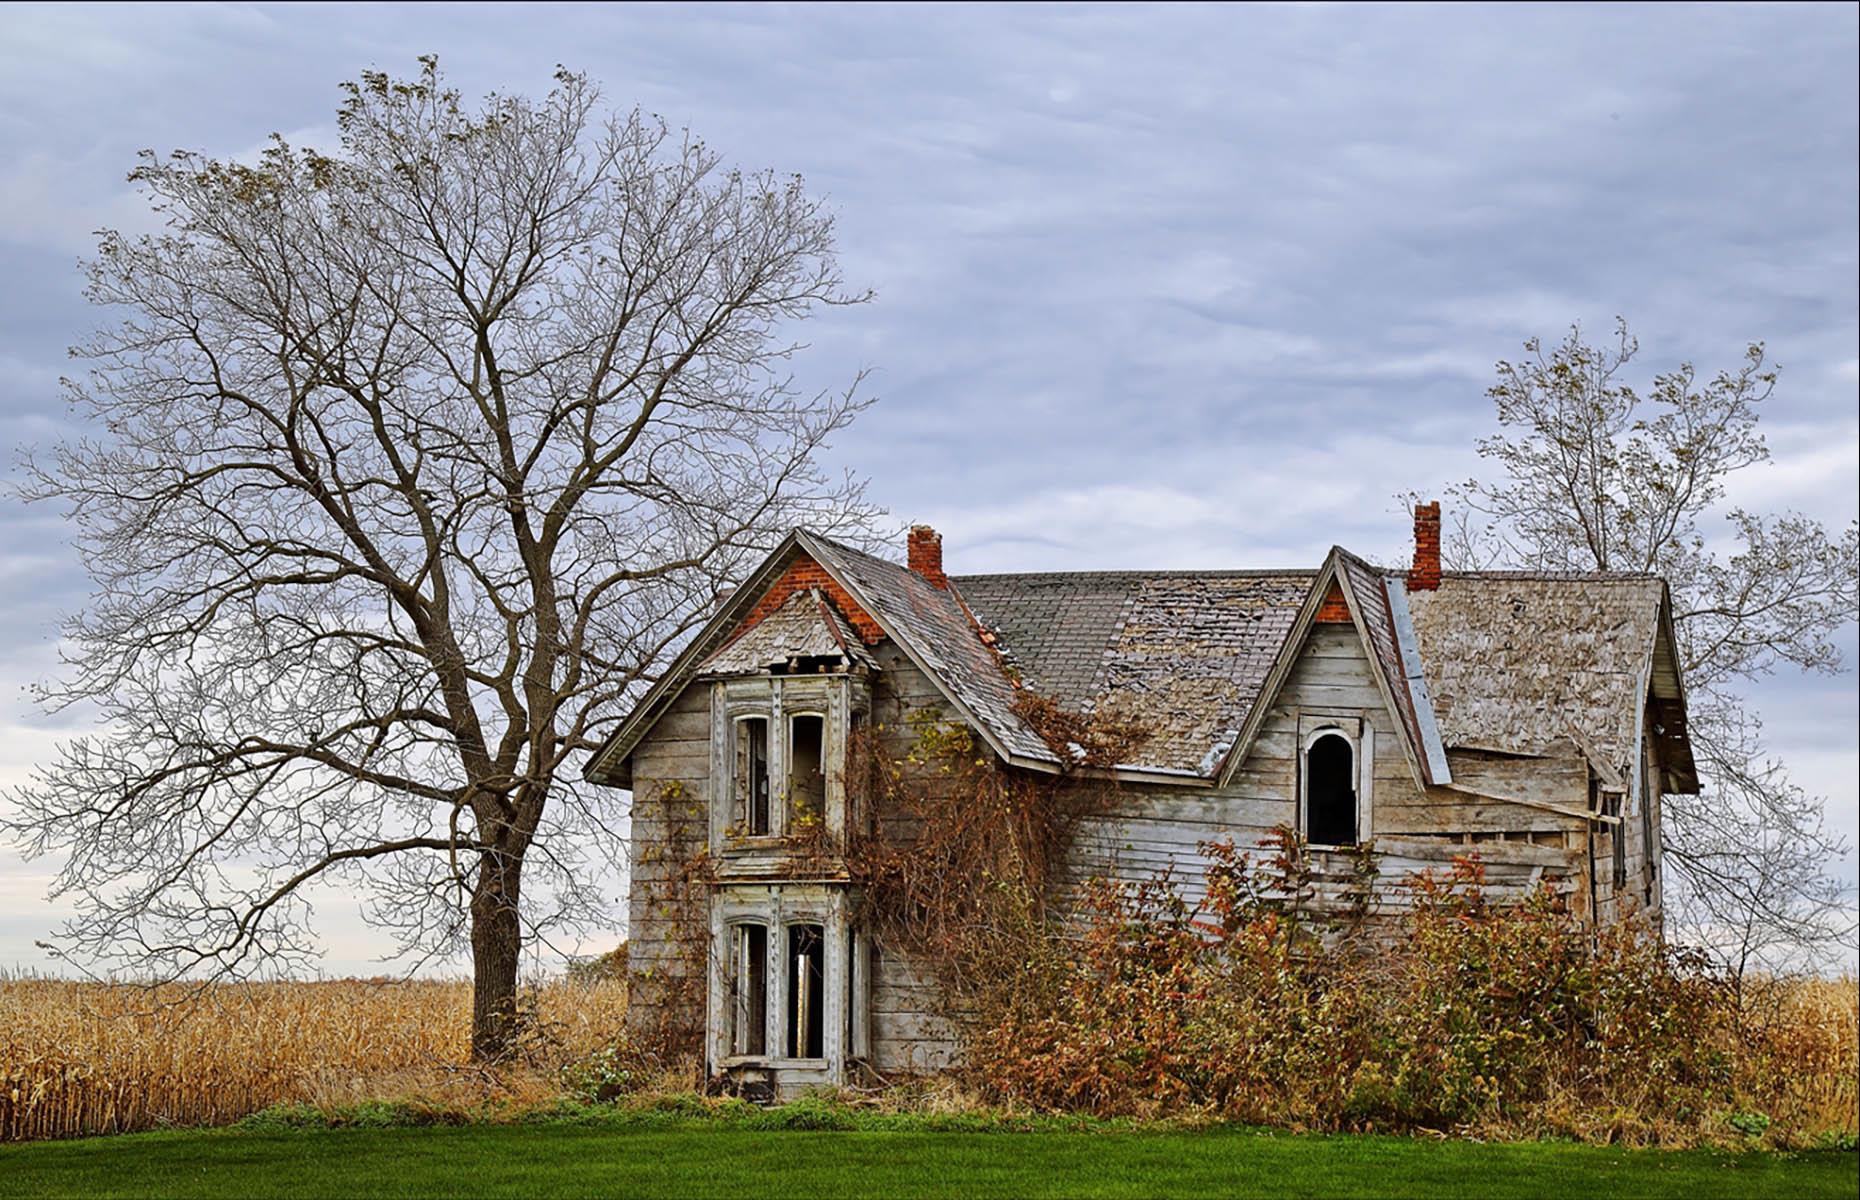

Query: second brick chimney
[1410,501,1441,591]
[908,524,947,589]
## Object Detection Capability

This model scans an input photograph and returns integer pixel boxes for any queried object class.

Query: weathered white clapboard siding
[624,684,714,1037]
[870,950,959,1075]
[864,642,965,1074]
[1053,623,1593,914]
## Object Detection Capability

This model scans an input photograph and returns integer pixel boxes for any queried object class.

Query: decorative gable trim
[583,531,820,787]
[1646,585,1699,793]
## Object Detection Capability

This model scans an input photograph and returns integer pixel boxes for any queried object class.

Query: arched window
[1305,731,1357,847]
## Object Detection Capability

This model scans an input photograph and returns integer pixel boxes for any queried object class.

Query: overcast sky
[1,3,1854,975]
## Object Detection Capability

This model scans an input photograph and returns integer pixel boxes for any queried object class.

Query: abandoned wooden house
[584,502,1697,1097]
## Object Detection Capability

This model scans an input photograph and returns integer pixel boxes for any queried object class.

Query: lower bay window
[713,889,865,1077]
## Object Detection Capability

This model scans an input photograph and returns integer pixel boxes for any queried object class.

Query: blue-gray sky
[2,3,1854,974]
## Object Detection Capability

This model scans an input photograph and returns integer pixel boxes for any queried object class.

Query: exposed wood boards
[1372,836,1581,869]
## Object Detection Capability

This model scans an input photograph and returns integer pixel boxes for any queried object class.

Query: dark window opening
[1608,793,1627,889]
[789,715,826,827]
[1306,733,1357,847]
[772,655,841,675]
[729,924,768,1057]
[785,924,825,1059]
[736,718,770,835]
[848,712,870,836]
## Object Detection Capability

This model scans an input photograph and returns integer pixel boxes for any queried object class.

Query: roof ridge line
[950,567,1323,581]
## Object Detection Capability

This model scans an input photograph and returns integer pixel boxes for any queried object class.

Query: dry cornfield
[0,972,630,1141]
[1749,975,1860,1135]
[1,970,1852,1145]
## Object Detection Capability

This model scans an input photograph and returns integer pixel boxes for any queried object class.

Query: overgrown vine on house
[844,692,1151,1046]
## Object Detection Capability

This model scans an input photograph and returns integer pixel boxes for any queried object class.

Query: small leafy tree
[5,59,875,1057]
[1441,319,1857,973]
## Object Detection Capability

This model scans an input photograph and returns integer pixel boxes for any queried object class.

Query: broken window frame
[1607,791,1628,890]
[733,715,773,836]
[725,922,770,1058]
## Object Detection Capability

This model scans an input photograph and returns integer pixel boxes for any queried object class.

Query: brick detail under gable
[1315,581,1352,623]
[733,555,886,645]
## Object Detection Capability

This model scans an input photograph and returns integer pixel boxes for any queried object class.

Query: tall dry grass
[0,973,630,1141]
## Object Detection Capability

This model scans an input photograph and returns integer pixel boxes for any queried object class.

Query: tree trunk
[470,847,524,1061]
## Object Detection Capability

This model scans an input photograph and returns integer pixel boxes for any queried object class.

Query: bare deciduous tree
[5,60,877,1057]
[1440,319,1858,974]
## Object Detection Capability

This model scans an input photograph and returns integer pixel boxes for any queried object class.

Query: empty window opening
[728,924,768,1057]
[1306,733,1357,847]
[785,924,825,1059]
[789,714,826,827]
[735,717,771,835]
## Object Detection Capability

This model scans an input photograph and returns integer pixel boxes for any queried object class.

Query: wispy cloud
[0,1,1852,972]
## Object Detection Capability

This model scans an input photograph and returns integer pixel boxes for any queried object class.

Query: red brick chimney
[1410,501,1441,591]
[907,524,947,589]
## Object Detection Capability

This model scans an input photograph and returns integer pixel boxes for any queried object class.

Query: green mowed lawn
[1,1125,1853,1200]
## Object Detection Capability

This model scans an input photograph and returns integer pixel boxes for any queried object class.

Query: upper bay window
[715,676,865,846]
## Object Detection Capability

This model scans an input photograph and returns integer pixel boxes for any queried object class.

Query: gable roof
[583,530,1058,788]
[1202,547,1449,790]
[586,529,1696,795]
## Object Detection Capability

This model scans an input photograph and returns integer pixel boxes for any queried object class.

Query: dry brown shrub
[846,693,1147,1026]
[965,842,1859,1149]
[0,972,630,1141]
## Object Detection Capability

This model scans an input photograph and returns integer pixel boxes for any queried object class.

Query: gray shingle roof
[807,537,1058,765]
[588,528,1683,793]
[1405,572,1667,779]
[953,569,1313,774]
[953,557,1674,783]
